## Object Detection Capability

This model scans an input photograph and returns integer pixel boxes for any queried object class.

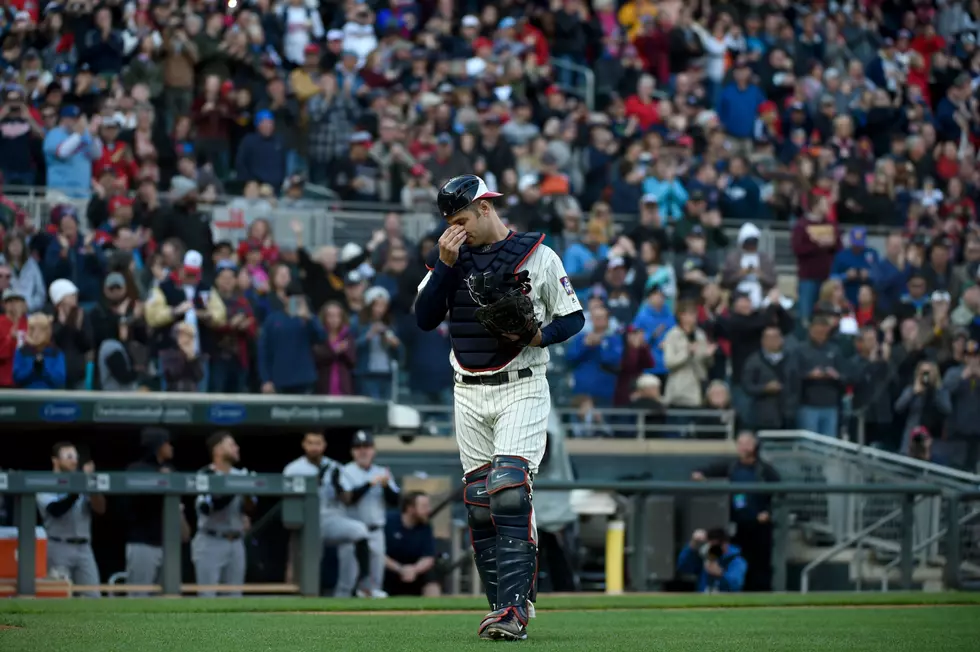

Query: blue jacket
[82,29,126,74]
[43,127,102,197]
[676,543,747,593]
[641,177,689,220]
[400,316,453,395]
[871,258,909,314]
[13,346,67,390]
[562,242,609,278]
[717,82,766,138]
[354,321,406,377]
[257,310,326,389]
[831,246,880,306]
[565,330,624,401]
[719,176,761,221]
[235,132,287,189]
[631,304,675,374]
[43,238,107,304]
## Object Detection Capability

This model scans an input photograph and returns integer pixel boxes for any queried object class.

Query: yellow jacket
[618,0,658,41]
[145,286,227,331]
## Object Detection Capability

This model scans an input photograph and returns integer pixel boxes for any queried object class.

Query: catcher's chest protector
[449,232,544,372]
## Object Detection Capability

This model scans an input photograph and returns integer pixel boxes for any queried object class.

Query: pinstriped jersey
[417,242,580,376]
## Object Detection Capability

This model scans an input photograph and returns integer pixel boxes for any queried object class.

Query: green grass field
[2,592,978,651]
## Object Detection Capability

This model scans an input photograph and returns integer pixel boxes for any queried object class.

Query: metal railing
[551,58,596,110]
[412,404,736,439]
[759,430,980,588]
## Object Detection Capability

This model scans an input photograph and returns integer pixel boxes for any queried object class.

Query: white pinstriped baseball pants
[453,366,550,476]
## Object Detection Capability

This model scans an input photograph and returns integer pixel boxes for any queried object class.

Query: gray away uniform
[192,466,252,597]
[36,492,101,597]
[283,455,371,596]
[340,462,400,595]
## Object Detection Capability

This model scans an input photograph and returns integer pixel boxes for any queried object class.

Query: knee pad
[487,455,533,542]
[464,466,494,536]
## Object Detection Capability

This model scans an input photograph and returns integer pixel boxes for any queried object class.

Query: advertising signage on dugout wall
[0,392,386,428]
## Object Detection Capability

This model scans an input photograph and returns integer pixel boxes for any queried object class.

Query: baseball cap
[462,15,480,28]
[303,43,320,55]
[254,109,274,126]
[436,132,454,145]
[2,287,26,302]
[352,430,374,447]
[641,193,659,205]
[183,250,203,273]
[498,17,516,29]
[103,272,126,290]
[327,29,344,41]
[688,224,705,238]
[350,131,372,145]
[518,173,539,193]
[473,37,493,51]
[931,290,951,303]
[60,105,81,119]
[608,256,626,270]
[849,226,867,247]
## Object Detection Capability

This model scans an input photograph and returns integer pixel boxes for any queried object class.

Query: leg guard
[487,455,536,613]
[463,465,498,610]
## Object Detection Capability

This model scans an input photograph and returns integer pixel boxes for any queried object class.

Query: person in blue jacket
[13,314,67,390]
[42,105,103,198]
[631,284,675,376]
[235,110,287,190]
[831,227,880,307]
[871,233,908,314]
[257,284,326,395]
[676,527,747,593]
[717,62,765,140]
[43,214,107,306]
[565,302,623,406]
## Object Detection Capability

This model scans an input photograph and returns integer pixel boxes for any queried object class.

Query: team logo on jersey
[560,276,574,295]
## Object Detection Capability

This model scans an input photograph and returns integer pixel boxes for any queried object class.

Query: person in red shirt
[624,73,660,131]
[633,14,671,86]
[516,14,549,65]
[910,23,945,70]
[0,288,29,387]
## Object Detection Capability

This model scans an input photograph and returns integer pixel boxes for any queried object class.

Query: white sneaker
[370,589,389,599]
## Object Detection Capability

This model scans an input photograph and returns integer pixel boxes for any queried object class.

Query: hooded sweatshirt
[721,223,777,307]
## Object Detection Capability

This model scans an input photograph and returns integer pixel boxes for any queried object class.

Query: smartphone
[288,297,299,316]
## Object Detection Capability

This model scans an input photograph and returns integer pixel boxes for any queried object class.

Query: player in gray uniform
[192,432,255,597]
[36,442,106,598]
[282,431,372,595]
[339,430,400,598]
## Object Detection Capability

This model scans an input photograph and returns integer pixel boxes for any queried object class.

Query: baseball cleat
[356,588,389,599]
[478,607,528,641]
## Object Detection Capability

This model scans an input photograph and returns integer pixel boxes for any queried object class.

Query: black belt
[204,529,243,541]
[49,537,89,544]
[459,368,532,386]
[367,525,384,532]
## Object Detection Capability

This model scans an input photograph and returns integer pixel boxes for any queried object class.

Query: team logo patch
[560,276,574,296]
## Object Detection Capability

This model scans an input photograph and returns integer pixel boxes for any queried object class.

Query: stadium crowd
[0,0,979,470]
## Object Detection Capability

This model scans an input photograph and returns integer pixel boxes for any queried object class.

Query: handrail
[799,500,914,594]
[550,58,596,110]
[758,430,980,485]
[879,502,980,591]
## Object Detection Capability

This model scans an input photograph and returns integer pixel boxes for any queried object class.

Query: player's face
[302,434,326,460]
[446,204,484,246]
[53,446,78,472]
[220,436,241,464]
[352,444,375,467]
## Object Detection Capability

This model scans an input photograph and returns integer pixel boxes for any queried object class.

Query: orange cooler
[0,526,48,580]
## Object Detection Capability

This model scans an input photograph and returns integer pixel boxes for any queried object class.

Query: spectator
[313,300,356,397]
[210,262,256,394]
[159,322,205,392]
[631,283,674,382]
[144,250,226,361]
[0,88,44,186]
[48,279,91,390]
[566,302,623,407]
[563,221,609,290]
[721,223,776,307]
[43,105,103,198]
[692,432,781,591]
[628,373,666,431]
[307,75,359,186]
[258,282,325,395]
[3,233,46,312]
[717,62,765,142]
[795,315,848,438]
[742,325,798,431]
[235,110,287,190]
[568,394,614,438]
[940,343,980,471]
[792,194,840,324]
[615,325,655,407]
[13,313,66,390]
[400,306,452,406]
[663,301,714,408]
[83,6,125,75]
[383,492,439,597]
[43,212,107,306]
[152,177,214,259]
[0,288,29,387]
[354,286,402,400]
[674,226,718,301]
[90,273,147,392]
[676,527,747,593]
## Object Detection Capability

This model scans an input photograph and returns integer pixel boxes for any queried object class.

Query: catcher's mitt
[467,270,541,347]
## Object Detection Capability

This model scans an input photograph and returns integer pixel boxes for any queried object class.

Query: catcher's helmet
[436,174,502,218]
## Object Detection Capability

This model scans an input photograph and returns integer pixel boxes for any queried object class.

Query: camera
[699,542,724,561]
[921,370,931,384]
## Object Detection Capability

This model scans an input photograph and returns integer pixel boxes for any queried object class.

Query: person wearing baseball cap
[44,103,102,198]
[145,249,227,360]
[235,108,286,191]
[831,226,879,307]
[0,287,29,387]
[675,224,717,300]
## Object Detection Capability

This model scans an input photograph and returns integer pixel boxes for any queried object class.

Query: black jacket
[123,456,175,546]
[151,203,215,260]
[741,350,799,430]
[715,305,794,385]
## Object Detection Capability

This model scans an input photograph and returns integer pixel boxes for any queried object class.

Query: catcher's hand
[474,291,541,348]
